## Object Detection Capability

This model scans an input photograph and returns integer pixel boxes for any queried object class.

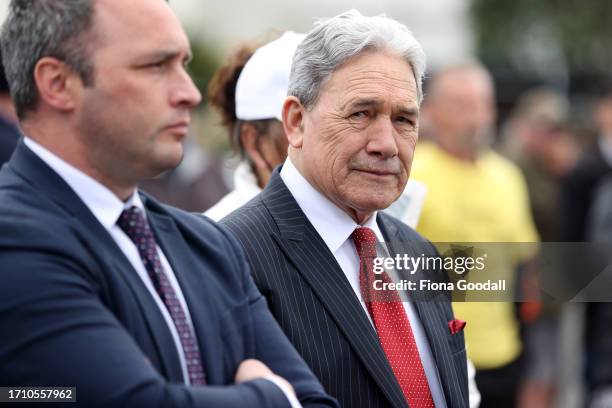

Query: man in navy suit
[0,1,338,407]
[221,11,469,408]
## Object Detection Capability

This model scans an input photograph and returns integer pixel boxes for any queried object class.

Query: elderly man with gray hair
[221,10,469,408]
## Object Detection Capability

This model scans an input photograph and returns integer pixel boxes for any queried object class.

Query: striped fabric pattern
[220,170,468,408]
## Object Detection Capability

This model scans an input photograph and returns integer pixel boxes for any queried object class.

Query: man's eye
[145,61,166,70]
[395,116,415,126]
[350,111,368,119]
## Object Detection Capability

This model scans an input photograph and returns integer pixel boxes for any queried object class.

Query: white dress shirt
[23,138,301,407]
[24,137,197,384]
[281,157,447,407]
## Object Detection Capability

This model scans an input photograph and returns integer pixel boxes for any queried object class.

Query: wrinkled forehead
[324,50,418,107]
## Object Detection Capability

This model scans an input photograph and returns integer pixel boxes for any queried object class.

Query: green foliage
[186,38,221,106]
[471,0,612,73]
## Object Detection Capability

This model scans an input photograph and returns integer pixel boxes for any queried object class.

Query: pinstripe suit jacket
[220,169,468,408]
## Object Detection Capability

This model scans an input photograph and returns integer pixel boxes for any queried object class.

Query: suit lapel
[8,141,184,382]
[74,207,186,383]
[145,202,224,385]
[76,214,185,383]
[378,213,463,405]
[262,172,409,408]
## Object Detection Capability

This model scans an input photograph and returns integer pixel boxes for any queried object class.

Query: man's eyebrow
[395,106,419,117]
[340,98,380,111]
[137,49,193,64]
[341,98,419,116]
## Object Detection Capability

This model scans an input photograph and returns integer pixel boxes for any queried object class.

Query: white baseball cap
[235,31,305,121]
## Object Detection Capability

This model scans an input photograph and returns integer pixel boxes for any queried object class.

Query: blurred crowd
[1,17,612,408]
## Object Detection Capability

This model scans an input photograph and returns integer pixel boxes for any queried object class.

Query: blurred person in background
[584,172,612,408]
[560,83,612,242]
[563,83,612,408]
[500,87,580,408]
[502,87,578,242]
[0,51,20,166]
[205,32,304,221]
[410,62,539,408]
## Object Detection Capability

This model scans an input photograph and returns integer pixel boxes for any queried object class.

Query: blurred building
[166,0,475,69]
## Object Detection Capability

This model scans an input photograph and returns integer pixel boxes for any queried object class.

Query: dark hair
[207,43,257,134]
[207,42,277,157]
[0,0,97,119]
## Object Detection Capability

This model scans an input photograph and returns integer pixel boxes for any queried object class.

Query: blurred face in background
[241,119,288,187]
[286,50,419,224]
[423,66,496,161]
[257,121,288,183]
[520,122,579,177]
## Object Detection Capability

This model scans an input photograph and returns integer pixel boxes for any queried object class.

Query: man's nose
[365,116,399,158]
[171,68,202,109]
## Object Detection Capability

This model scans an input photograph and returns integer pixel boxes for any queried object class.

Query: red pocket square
[448,318,466,335]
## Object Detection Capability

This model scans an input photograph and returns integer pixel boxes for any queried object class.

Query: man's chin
[149,150,184,178]
[350,196,398,214]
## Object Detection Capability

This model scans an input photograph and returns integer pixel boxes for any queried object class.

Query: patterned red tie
[351,226,434,407]
[117,206,206,385]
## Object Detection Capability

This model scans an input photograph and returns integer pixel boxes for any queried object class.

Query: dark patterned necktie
[351,226,434,407]
[117,206,206,385]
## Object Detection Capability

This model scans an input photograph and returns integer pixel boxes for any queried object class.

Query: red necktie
[351,227,434,407]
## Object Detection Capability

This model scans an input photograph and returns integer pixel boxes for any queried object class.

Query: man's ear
[33,57,84,113]
[282,96,305,149]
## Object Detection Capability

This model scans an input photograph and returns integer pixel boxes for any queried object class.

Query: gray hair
[0,0,96,119]
[288,9,426,109]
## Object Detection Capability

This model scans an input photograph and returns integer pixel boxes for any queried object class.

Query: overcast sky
[0,0,474,68]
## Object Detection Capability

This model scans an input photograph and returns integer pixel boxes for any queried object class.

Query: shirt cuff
[263,375,303,408]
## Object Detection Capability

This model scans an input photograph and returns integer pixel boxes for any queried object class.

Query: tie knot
[117,206,152,243]
[351,227,378,258]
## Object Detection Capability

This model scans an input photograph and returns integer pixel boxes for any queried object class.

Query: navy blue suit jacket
[220,169,469,408]
[0,141,338,408]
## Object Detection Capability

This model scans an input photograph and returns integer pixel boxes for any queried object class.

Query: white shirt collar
[280,157,383,253]
[23,137,143,230]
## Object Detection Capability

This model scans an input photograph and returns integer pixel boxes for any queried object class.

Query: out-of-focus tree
[183,39,231,152]
[188,38,220,107]
[471,0,612,77]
